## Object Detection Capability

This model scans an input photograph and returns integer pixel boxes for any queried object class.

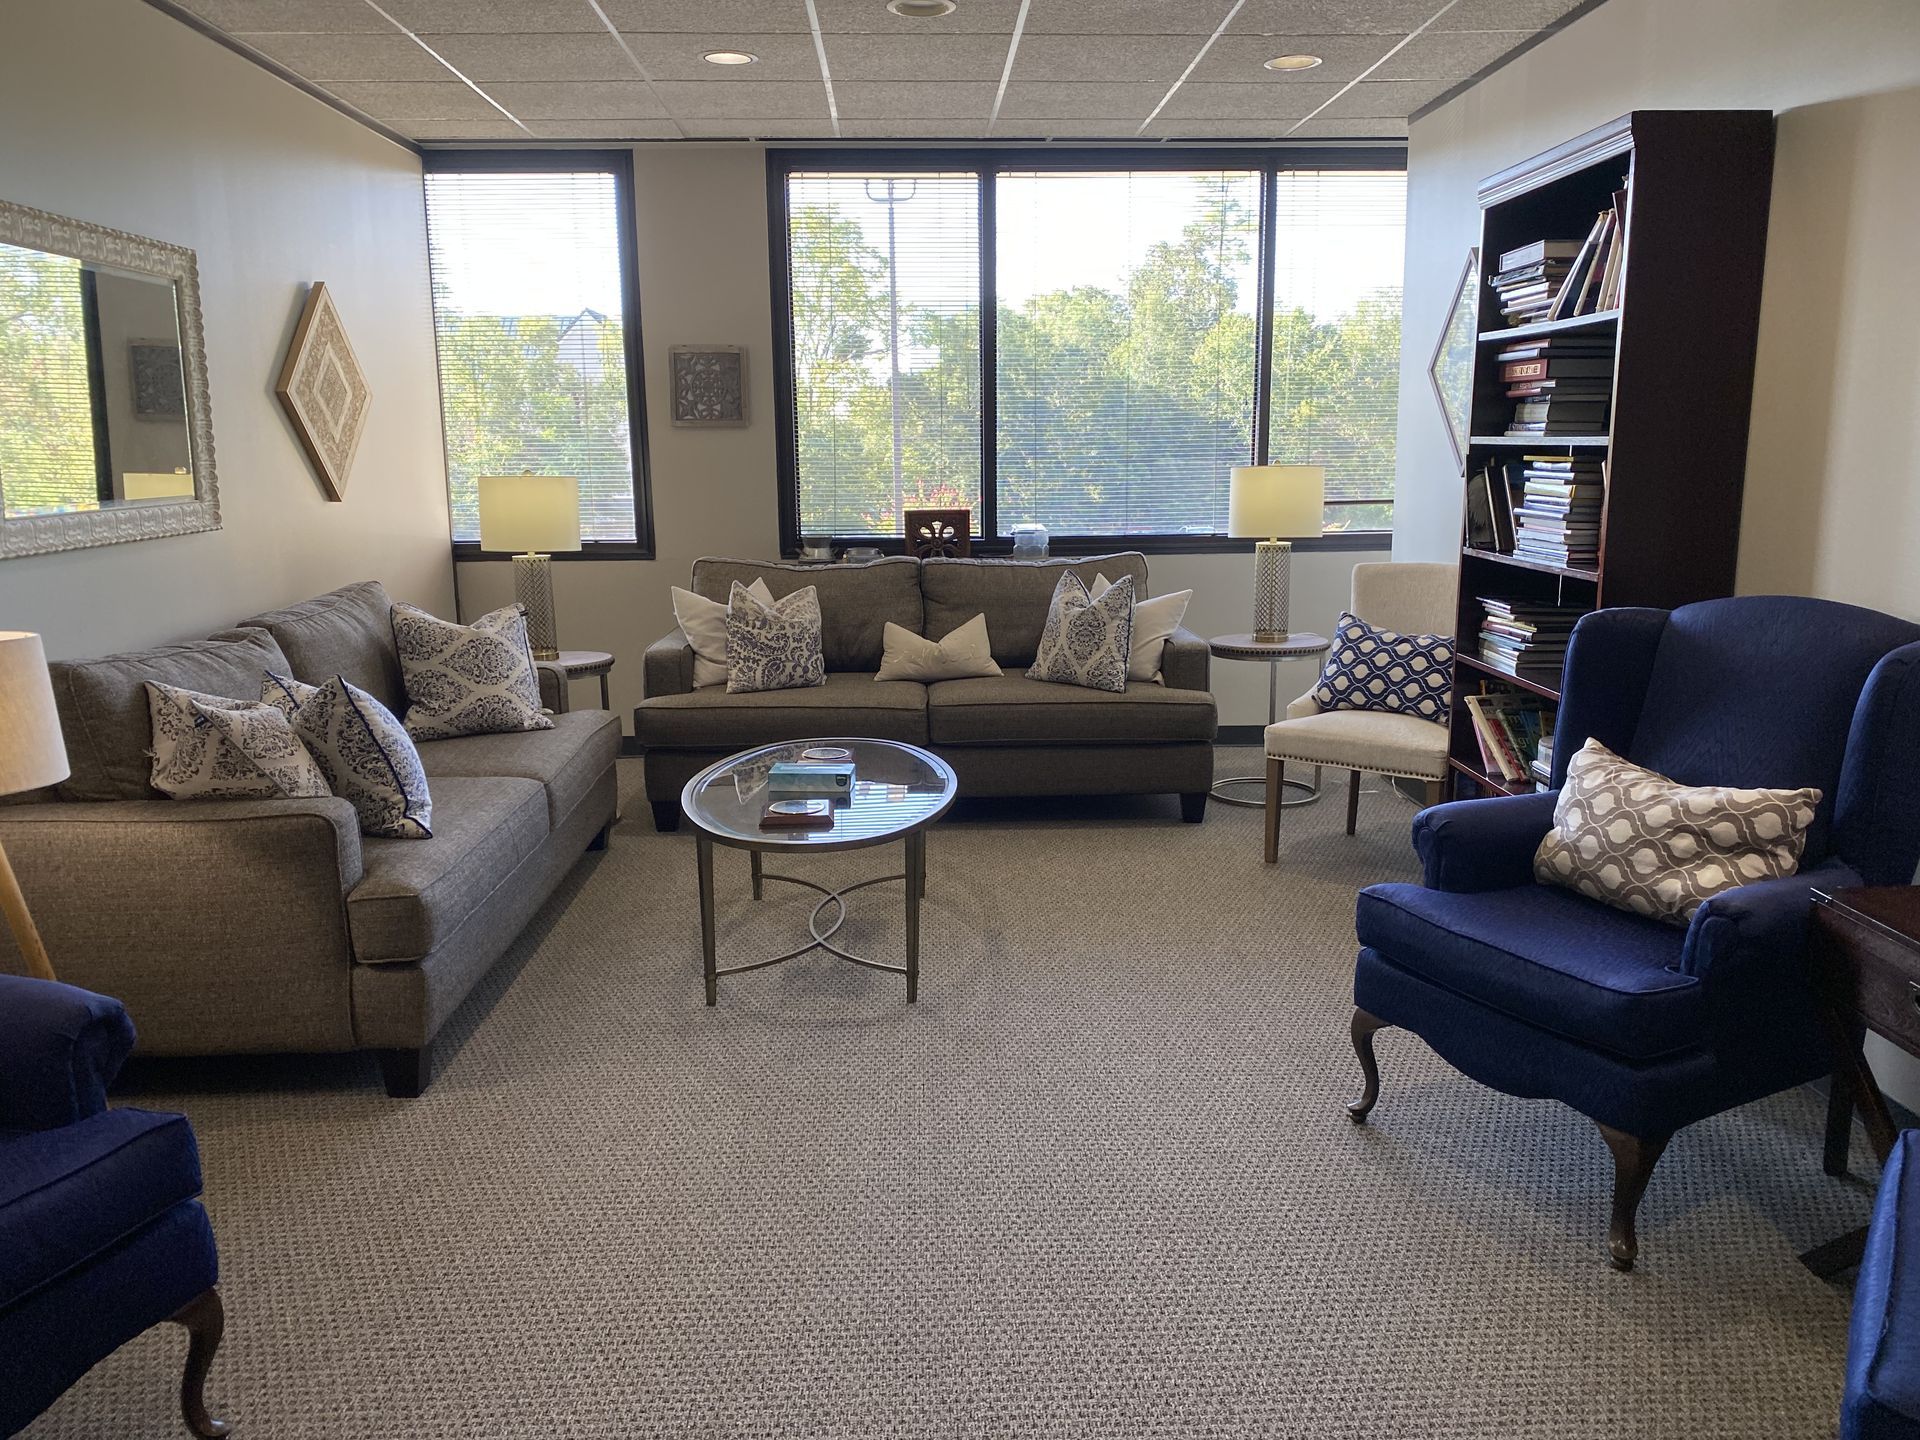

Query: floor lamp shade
[0,632,67,981]
[1228,466,1324,642]
[478,475,581,660]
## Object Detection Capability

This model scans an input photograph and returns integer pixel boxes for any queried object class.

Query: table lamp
[0,632,70,981]
[478,474,581,660]
[1229,464,1324,642]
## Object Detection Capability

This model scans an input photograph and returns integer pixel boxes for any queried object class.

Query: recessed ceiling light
[1264,53,1324,71]
[702,50,758,65]
[887,0,957,17]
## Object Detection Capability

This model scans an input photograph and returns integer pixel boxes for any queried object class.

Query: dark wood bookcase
[1445,110,1776,798]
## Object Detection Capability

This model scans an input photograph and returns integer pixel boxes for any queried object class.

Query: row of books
[1463,689,1555,786]
[1498,335,1614,436]
[1514,456,1605,568]
[1489,185,1629,328]
[1476,595,1589,680]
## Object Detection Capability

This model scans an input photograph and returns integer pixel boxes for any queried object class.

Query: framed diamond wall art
[1428,247,1479,472]
[669,344,747,427]
[276,281,370,501]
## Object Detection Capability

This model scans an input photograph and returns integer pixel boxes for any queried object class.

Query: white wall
[0,0,454,659]
[457,143,1386,729]
[1390,0,1920,1103]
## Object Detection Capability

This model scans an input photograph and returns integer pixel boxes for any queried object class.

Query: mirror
[0,200,218,558]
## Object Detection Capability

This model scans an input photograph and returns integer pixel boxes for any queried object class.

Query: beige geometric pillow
[1533,739,1821,926]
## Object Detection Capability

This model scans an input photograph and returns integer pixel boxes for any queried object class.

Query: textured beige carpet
[26,753,1873,1439]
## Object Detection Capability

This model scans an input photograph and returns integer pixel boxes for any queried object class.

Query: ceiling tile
[228,31,446,82]
[1435,0,1591,31]
[835,81,995,118]
[1234,0,1441,36]
[323,80,506,121]
[618,31,825,81]
[169,0,388,31]
[598,0,811,31]
[526,118,686,139]
[987,118,1158,138]
[825,34,1013,82]
[1024,0,1236,34]
[419,31,638,81]
[994,81,1168,120]
[838,117,993,138]
[1160,80,1345,120]
[678,118,840,138]
[480,81,669,119]
[1315,77,1453,116]
[649,80,830,118]
[1286,116,1411,137]
[1375,29,1534,79]
[1141,118,1304,139]
[1011,34,1199,84]
[382,0,604,32]
[1190,34,1398,84]
[405,119,532,139]
[810,0,1027,34]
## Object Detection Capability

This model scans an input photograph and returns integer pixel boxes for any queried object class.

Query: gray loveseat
[638,553,1216,828]
[0,582,620,1097]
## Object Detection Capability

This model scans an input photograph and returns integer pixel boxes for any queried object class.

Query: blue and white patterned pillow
[264,671,433,838]
[145,682,330,800]
[723,583,827,694]
[1311,611,1453,723]
[391,602,553,741]
[1028,572,1134,694]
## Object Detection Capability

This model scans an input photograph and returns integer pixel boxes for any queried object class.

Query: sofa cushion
[0,1108,202,1310]
[347,775,549,963]
[238,580,408,714]
[636,671,928,749]
[1845,1130,1920,1439]
[926,673,1215,745]
[1264,708,1448,780]
[690,556,921,672]
[49,628,292,802]
[1356,881,1702,1061]
[923,554,1149,668]
[416,710,621,828]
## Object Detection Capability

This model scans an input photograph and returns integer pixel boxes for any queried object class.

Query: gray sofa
[638,553,1216,828]
[0,582,620,1097]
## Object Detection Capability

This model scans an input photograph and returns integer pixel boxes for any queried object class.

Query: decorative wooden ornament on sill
[905,508,971,558]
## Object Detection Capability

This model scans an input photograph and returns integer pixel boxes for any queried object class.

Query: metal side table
[554,649,615,710]
[1207,632,1331,809]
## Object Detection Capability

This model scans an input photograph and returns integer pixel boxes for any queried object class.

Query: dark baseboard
[1217,725,1263,745]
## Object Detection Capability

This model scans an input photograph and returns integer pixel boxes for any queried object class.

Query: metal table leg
[696,831,718,1007]
[905,831,924,1003]
[1212,658,1321,809]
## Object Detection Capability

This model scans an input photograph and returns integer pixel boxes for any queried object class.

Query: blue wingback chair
[1846,1128,1920,1438]
[0,975,229,1438]
[1347,596,1920,1269]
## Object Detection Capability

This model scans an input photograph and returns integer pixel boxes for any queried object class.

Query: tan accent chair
[1264,562,1457,859]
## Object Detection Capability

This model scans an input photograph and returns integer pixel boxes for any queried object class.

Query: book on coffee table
[760,799,834,830]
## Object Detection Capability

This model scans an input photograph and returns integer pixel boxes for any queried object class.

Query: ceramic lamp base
[513,552,560,660]
[1252,539,1291,643]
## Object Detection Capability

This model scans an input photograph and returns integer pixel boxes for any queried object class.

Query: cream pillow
[1093,572,1192,683]
[671,578,773,688]
[874,614,1002,683]
[1533,739,1820,926]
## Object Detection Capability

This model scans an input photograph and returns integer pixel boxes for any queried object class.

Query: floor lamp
[479,474,582,660]
[0,632,69,981]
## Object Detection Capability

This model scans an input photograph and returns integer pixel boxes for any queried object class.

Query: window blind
[786,171,981,539]
[0,244,98,515]
[424,169,637,544]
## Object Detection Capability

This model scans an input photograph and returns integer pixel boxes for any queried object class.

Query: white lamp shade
[478,475,582,553]
[1228,465,1325,539]
[0,632,70,796]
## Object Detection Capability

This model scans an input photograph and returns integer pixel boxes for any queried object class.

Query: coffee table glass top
[682,738,958,850]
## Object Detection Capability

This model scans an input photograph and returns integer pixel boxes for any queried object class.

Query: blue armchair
[1347,596,1920,1269]
[0,975,229,1438]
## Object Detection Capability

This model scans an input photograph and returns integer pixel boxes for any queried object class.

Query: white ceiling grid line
[358,0,531,133]
[584,0,688,139]
[986,0,1034,136]
[1136,0,1248,138]
[1285,0,1464,135]
[801,0,842,138]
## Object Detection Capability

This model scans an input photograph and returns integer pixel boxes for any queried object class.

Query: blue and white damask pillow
[1027,572,1134,694]
[145,682,330,800]
[264,671,433,838]
[390,602,553,741]
[723,583,827,694]
[1311,611,1453,723]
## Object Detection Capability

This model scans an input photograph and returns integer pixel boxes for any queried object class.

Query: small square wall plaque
[669,345,747,427]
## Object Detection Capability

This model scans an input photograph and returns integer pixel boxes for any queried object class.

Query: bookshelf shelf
[1447,109,1775,799]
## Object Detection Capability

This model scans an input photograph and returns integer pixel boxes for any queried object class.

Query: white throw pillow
[1092,572,1192,683]
[391,602,553,741]
[264,672,433,838]
[874,614,1003,683]
[672,579,774,689]
[723,583,827,694]
[145,682,329,800]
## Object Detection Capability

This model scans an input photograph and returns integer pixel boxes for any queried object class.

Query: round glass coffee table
[681,738,959,1007]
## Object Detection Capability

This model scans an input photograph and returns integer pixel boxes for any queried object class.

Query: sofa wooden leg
[587,821,612,852]
[376,1044,433,1099]
[169,1287,230,1438]
[1596,1122,1671,1271]
[651,800,681,833]
[1345,769,1362,835]
[1180,791,1207,823]
[1263,757,1282,864]
[1347,1009,1389,1123]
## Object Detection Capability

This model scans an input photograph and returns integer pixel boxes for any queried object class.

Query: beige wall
[1389,0,1920,1101]
[0,0,454,659]
[458,143,1386,729]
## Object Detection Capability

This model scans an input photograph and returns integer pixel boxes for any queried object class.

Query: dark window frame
[425,148,655,561]
[767,145,1407,558]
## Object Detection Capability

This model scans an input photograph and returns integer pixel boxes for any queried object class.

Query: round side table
[555,649,615,710]
[1208,632,1331,809]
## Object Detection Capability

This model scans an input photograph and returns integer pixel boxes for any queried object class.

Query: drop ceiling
[153,0,1602,146]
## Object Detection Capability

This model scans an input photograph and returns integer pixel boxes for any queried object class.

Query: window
[772,150,1406,553]
[423,152,651,554]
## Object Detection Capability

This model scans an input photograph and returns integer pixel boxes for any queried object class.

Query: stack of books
[1513,455,1605,568]
[1530,732,1556,788]
[1501,338,1613,435]
[1476,596,1588,680]
[1463,690,1555,787]
[1489,239,1583,326]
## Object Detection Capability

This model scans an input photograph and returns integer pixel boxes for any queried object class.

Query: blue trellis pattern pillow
[724,583,827,694]
[1311,611,1453,723]
[391,602,553,741]
[265,671,433,838]
[1027,572,1135,694]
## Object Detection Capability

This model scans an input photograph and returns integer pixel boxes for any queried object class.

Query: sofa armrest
[0,975,134,1131]
[644,628,697,699]
[536,660,570,714]
[1285,691,1322,721]
[1680,860,1863,983]
[1160,626,1210,693]
[1412,791,1559,893]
